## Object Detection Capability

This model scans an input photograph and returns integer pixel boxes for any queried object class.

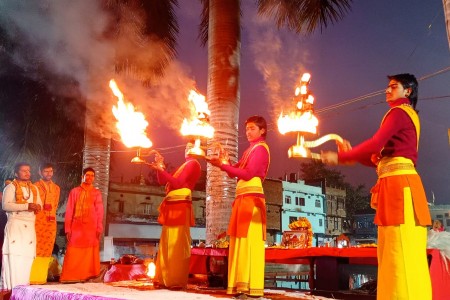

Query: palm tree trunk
[83,109,111,244]
[444,0,450,50]
[205,0,241,243]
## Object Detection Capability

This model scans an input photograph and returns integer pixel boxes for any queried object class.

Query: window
[445,213,449,217]
[118,201,124,213]
[315,199,321,208]
[289,216,297,224]
[447,219,450,227]
[295,197,299,205]
[319,219,323,227]
[285,195,292,204]
[436,214,443,219]
[299,197,305,206]
[143,204,152,215]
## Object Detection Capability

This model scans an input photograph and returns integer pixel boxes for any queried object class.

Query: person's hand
[337,139,352,152]
[321,151,339,165]
[207,157,223,167]
[28,203,41,214]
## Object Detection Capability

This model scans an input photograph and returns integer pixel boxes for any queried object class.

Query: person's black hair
[14,162,30,175]
[245,115,267,137]
[39,162,55,172]
[387,73,418,109]
[82,167,95,175]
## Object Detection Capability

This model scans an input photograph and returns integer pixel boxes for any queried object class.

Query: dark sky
[122,0,449,204]
[1,1,448,203]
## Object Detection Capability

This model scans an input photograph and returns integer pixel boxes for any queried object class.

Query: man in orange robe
[31,163,61,284]
[60,167,103,283]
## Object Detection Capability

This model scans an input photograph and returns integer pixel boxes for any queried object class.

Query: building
[324,186,348,238]
[428,204,450,232]
[280,179,326,246]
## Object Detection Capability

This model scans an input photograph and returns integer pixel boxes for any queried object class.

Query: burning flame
[110,79,152,148]
[180,89,214,138]
[278,111,318,135]
[147,261,156,279]
[277,72,318,135]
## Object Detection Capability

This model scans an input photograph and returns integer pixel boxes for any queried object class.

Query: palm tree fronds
[257,0,352,34]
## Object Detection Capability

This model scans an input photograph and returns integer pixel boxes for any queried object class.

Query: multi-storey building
[324,186,347,237]
[280,179,326,246]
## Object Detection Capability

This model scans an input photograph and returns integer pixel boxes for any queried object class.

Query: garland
[287,217,313,248]
[12,179,38,204]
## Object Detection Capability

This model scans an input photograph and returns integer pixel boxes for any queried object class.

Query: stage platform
[7,282,333,300]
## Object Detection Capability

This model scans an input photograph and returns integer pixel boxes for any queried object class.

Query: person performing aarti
[208,115,270,297]
[321,73,432,300]
[148,142,201,289]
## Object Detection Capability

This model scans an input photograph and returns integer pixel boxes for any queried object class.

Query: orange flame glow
[180,89,214,138]
[277,111,319,135]
[110,79,152,148]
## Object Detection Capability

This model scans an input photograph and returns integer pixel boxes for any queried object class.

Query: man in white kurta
[1,162,42,290]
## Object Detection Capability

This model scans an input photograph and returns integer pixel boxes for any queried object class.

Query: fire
[278,111,318,135]
[110,79,152,148]
[277,72,318,135]
[147,261,156,279]
[180,89,214,138]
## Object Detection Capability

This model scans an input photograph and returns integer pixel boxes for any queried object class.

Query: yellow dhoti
[227,206,265,297]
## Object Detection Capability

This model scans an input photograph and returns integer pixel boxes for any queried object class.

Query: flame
[278,111,319,135]
[110,79,152,148]
[147,261,156,279]
[180,89,214,138]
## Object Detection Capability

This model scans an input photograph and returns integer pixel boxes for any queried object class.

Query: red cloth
[339,98,418,166]
[157,158,201,192]
[221,137,270,181]
[103,264,148,283]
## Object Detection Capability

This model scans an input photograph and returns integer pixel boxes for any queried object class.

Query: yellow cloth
[377,185,432,300]
[29,256,53,284]
[226,206,265,297]
[155,223,191,288]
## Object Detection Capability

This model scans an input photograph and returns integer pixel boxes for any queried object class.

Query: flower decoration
[287,217,313,248]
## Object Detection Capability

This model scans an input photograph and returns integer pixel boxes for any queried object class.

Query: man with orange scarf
[1,162,42,290]
[148,143,201,289]
[30,163,61,284]
[60,167,103,283]
[209,115,270,297]
[321,74,432,299]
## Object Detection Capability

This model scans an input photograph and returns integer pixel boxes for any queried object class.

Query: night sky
[1,1,449,204]
[139,0,450,204]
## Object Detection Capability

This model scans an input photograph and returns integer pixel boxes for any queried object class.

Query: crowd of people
[0,163,103,290]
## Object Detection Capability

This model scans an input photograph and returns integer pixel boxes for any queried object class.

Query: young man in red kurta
[322,73,431,299]
[60,167,103,283]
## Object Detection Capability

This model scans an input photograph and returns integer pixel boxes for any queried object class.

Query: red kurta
[60,184,103,282]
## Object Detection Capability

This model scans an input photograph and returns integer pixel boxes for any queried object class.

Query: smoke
[0,0,199,139]
[243,3,311,124]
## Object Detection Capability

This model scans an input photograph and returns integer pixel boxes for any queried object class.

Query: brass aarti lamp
[278,73,343,159]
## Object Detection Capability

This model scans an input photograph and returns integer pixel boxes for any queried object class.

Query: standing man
[322,74,432,299]
[60,167,103,283]
[148,143,201,289]
[30,163,61,284]
[1,163,42,290]
[209,115,270,297]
